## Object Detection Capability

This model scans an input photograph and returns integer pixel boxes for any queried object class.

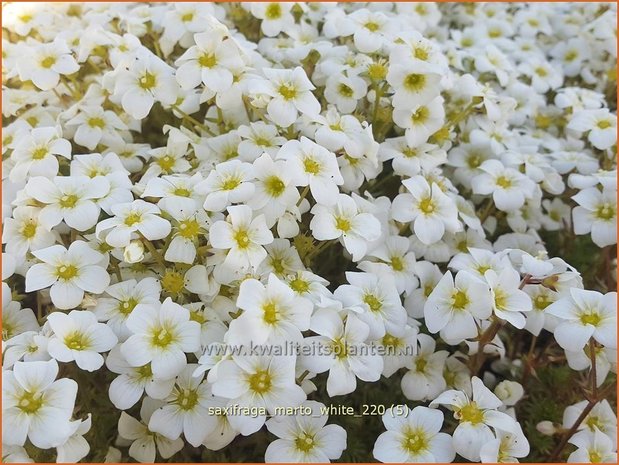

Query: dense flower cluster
[2,2,617,463]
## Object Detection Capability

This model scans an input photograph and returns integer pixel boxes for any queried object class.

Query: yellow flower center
[289,277,310,293]
[418,197,436,215]
[174,388,200,410]
[404,73,426,92]
[496,176,513,188]
[124,212,142,226]
[580,311,601,327]
[363,293,382,312]
[157,155,175,172]
[414,46,429,61]
[173,187,191,197]
[138,72,157,90]
[390,256,404,271]
[411,106,430,124]
[17,391,44,414]
[382,333,401,348]
[303,157,321,174]
[265,3,282,20]
[178,219,201,239]
[457,401,484,424]
[198,53,217,68]
[88,117,105,128]
[332,337,349,359]
[21,220,38,239]
[534,294,552,311]
[467,154,482,168]
[161,270,185,295]
[262,301,279,324]
[401,427,429,454]
[136,364,153,380]
[338,83,354,98]
[595,203,615,221]
[248,369,272,394]
[364,21,380,32]
[264,175,286,197]
[59,194,79,209]
[64,331,91,351]
[270,257,285,274]
[56,264,78,280]
[233,229,251,249]
[151,326,175,348]
[415,356,428,373]
[597,119,612,129]
[31,146,48,160]
[294,432,316,453]
[451,290,470,310]
[118,297,139,315]
[40,56,57,69]
[278,83,297,100]
[221,176,241,191]
[494,288,508,310]
[181,12,194,22]
[335,216,351,233]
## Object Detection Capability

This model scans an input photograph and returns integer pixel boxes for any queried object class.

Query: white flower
[197,159,255,212]
[247,153,300,227]
[175,29,244,92]
[387,62,442,109]
[310,194,381,261]
[2,206,56,257]
[17,38,79,91]
[424,270,493,342]
[484,268,532,329]
[121,298,202,379]
[10,127,71,182]
[265,400,347,463]
[335,271,406,340]
[56,415,92,463]
[65,106,128,150]
[118,398,184,463]
[228,274,313,345]
[401,333,448,401]
[209,205,274,273]
[25,175,110,232]
[373,405,455,463]
[250,3,295,37]
[430,376,519,462]
[114,55,178,120]
[47,310,118,372]
[212,354,306,435]
[393,96,445,146]
[25,241,110,310]
[392,176,461,245]
[261,67,321,127]
[563,400,618,447]
[93,277,161,342]
[301,310,383,396]
[479,424,530,463]
[546,288,617,351]
[105,346,175,411]
[568,109,617,150]
[567,429,617,463]
[96,200,172,248]
[572,187,617,248]
[2,359,77,448]
[471,160,536,212]
[277,136,344,206]
[148,365,219,447]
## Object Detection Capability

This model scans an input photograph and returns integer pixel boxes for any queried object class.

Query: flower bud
[536,421,557,436]
[123,241,144,263]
